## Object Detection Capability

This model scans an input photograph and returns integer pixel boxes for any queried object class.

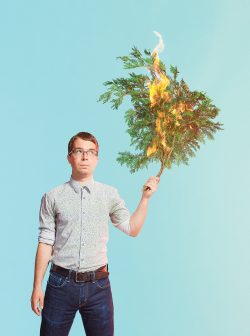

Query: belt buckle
[75,271,95,283]
[75,272,85,283]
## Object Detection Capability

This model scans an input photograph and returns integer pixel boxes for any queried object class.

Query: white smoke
[152,31,165,55]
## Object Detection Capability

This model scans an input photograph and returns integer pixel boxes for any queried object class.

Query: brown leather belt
[51,263,109,283]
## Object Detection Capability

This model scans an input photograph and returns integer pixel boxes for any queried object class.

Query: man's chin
[76,170,92,177]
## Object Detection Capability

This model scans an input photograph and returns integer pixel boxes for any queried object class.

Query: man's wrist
[33,282,43,290]
[141,195,150,202]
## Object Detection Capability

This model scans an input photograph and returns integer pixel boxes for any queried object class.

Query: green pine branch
[97,46,224,176]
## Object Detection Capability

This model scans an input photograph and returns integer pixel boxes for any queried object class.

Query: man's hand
[31,242,53,316]
[31,285,44,316]
[142,176,160,199]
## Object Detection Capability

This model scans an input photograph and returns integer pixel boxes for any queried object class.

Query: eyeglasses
[68,148,98,158]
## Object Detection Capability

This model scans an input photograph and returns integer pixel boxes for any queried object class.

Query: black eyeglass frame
[68,148,98,157]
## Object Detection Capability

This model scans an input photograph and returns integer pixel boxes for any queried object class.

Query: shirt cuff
[38,229,55,246]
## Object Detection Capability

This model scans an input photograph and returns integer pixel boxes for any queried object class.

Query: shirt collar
[69,175,95,194]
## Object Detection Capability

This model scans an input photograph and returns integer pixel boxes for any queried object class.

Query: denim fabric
[40,268,114,336]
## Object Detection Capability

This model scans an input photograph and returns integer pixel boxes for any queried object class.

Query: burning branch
[98,32,223,187]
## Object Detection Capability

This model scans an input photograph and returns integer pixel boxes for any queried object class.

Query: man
[31,131,159,336]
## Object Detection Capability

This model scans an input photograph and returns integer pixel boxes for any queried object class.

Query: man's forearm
[33,242,53,289]
[129,196,150,237]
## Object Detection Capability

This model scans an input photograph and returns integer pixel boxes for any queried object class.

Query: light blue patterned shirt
[38,175,131,272]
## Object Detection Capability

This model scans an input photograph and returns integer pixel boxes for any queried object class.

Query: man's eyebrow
[73,147,96,150]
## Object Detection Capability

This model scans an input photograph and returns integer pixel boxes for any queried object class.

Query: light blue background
[0,0,249,335]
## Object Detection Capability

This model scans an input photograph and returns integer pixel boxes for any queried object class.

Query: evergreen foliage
[98,46,223,177]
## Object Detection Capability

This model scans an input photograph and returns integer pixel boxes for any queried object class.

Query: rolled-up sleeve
[109,188,131,236]
[38,193,56,246]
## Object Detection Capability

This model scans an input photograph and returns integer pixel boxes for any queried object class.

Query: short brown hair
[68,132,99,155]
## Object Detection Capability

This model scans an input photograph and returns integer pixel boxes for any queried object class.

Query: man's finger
[33,302,40,316]
[148,176,160,183]
[32,298,41,316]
[40,296,44,310]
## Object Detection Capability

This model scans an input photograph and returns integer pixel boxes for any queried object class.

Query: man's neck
[71,173,94,185]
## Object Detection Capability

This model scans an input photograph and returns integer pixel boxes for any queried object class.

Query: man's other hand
[31,286,44,316]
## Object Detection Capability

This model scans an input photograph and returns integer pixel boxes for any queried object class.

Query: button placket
[80,187,88,267]
[82,187,88,215]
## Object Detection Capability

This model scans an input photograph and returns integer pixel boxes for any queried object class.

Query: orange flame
[146,32,171,157]
[147,31,170,108]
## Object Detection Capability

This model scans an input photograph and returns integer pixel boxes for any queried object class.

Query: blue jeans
[40,266,114,336]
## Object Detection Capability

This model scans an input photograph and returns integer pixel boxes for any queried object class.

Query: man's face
[67,138,99,178]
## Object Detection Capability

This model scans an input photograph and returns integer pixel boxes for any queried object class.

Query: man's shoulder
[94,181,117,192]
[43,181,69,199]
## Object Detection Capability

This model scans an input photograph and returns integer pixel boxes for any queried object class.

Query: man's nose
[81,153,88,160]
